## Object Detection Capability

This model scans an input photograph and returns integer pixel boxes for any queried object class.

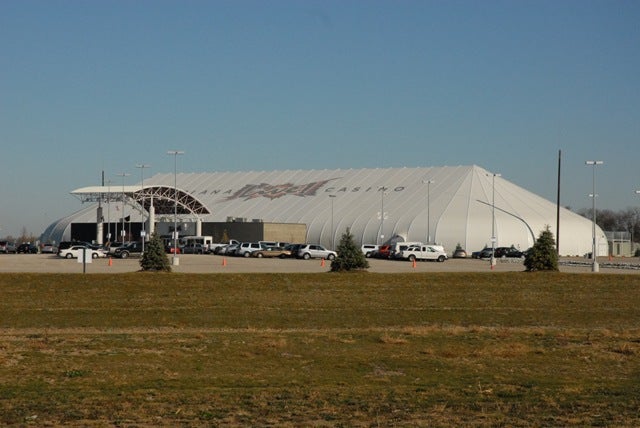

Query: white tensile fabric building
[43,165,606,256]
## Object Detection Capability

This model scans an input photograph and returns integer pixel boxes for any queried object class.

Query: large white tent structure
[43,165,606,256]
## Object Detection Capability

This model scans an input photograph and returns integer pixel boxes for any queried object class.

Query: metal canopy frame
[70,185,211,216]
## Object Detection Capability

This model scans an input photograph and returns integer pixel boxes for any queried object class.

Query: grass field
[1,272,639,426]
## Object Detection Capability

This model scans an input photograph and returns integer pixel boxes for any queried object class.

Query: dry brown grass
[0,272,639,426]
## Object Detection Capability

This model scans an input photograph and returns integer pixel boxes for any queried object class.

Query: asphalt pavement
[1,254,639,274]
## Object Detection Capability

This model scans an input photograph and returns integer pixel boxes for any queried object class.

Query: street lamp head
[167,150,185,155]
[585,160,604,165]
[115,172,130,181]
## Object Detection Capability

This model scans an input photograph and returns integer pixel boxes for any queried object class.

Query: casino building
[40,165,607,256]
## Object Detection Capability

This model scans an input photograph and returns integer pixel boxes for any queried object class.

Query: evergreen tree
[330,228,369,272]
[139,232,172,272]
[524,226,559,272]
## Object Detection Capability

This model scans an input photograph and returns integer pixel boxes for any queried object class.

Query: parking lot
[1,253,639,274]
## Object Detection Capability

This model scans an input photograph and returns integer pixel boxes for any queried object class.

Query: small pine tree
[330,228,369,272]
[524,226,559,272]
[139,232,172,272]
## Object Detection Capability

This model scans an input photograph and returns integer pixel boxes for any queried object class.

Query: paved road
[1,254,639,274]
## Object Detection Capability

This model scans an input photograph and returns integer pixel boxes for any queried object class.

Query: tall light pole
[329,195,336,249]
[423,179,435,243]
[167,150,184,266]
[487,173,501,268]
[378,188,388,245]
[634,190,640,253]
[116,173,130,243]
[106,179,112,245]
[586,160,603,272]
[135,163,150,252]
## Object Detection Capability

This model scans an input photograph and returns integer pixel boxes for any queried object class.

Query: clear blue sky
[1,0,639,238]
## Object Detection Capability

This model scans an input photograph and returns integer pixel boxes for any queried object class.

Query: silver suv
[296,244,337,260]
[236,242,266,257]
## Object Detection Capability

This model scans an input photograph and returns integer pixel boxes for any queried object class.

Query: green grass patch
[0,272,639,425]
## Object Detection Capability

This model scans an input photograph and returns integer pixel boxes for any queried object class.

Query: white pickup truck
[399,245,448,262]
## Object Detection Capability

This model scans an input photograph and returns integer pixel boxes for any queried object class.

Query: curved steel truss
[136,186,210,215]
[71,185,211,216]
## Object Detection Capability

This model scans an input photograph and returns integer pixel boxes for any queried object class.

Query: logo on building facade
[224,180,334,201]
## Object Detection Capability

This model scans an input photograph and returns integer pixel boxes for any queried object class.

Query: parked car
[452,246,467,258]
[165,244,181,254]
[16,243,39,254]
[0,241,17,254]
[107,241,127,255]
[215,244,231,255]
[390,242,425,260]
[182,243,207,254]
[57,241,94,255]
[400,245,448,262]
[210,239,240,254]
[494,246,525,258]
[113,242,144,258]
[297,244,337,260]
[218,243,240,256]
[283,243,304,258]
[237,242,266,257]
[58,245,106,259]
[361,244,379,258]
[41,243,58,254]
[472,247,493,259]
[251,246,292,258]
[374,245,393,259]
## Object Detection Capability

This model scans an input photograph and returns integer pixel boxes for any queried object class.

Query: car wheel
[256,253,263,258]
[65,253,73,259]
[120,252,129,259]
[408,255,416,262]
[327,254,335,261]
[303,253,311,260]
[437,255,446,262]
[92,253,99,259]
[243,252,250,258]
[279,254,287,259]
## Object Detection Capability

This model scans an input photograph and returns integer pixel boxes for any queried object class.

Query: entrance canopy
[70,185,211,216]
